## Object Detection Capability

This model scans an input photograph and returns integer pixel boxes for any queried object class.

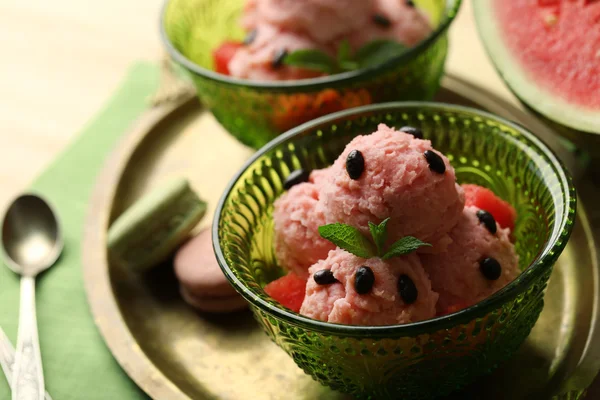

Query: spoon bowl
[1,194,62,276]
[1,193,62,400]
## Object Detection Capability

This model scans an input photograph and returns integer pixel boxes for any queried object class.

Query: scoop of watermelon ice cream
[228,23,325,81]
[347,0,433,49]
[320,123,465,252]
[308,166,333,188]
[421,206,520,314]
[272,182,336,278]
[228,0,433,80]
[242,0,375,44]
[300,248,438,325]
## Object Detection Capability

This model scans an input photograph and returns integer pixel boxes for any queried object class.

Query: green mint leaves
[318,218,431,260]
[284,39,407,74]
[318,223,377,259]
[368,218,389,255]
[283,49,338,74]
[381,236,431,260]
[337,40,359,71]
[354,39,408,69]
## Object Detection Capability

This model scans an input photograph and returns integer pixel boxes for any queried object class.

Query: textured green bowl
[160,0,462,149]
[213,103,576,399]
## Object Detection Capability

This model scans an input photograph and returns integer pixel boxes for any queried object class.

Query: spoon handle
[12,276,45,400]
[0,327,52,400]
[0,327,15,384]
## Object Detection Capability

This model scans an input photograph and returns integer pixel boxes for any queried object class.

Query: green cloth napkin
[0,62,161,400]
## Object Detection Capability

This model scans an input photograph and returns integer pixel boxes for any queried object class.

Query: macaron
[175,228,247,313]
[179,286,248,314]
[108,178,207,272]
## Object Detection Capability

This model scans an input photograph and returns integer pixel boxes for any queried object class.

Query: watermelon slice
[263,273,307,312]
[212,41,243,75]
[474,0,600,134]
[462,184,517,232]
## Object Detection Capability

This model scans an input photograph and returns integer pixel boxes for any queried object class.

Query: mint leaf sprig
[318,223,376,258]
[284,39,407,74]
[318,218,431,260]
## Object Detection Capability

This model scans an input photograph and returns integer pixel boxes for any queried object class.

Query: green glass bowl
[160,0,462,149]
[213,103,576,399]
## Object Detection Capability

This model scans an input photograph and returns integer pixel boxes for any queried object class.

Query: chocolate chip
[314,269,338,285]
[283,169,310,190]
[372,14,391,28]
[406,0,415,7]
[399,126,424,139]
[346,150,365,180]
[480,257,502,281]
[398,274,418,304]
[272,49,288,69]
[423,150,446,174]
[243,29,258,45]
[355,266,375,294]
[476,210,497,234]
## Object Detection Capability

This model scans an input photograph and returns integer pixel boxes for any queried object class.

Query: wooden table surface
[0,0,515,210]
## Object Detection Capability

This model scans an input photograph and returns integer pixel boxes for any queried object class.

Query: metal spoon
[0,327,52,400]
[1,194,63,400]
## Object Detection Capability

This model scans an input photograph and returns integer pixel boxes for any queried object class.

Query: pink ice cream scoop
[300,248,438,325]
[242,0,375,44]
[319,123,465,252]
[272,181,336,278]
[228,23,325,81]
[347,0,433,49]
[308,166,333,188]
[421,206,520,314]
[228,0,433,80]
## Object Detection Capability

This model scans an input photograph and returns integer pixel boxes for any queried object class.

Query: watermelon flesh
[474,0,600,134]
[263,273,307,313]
[462,184,517,232]
[495,0,600,110]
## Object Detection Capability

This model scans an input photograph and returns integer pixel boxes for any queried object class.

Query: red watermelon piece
[437,301,470,317]
[462,184,517,232]
[493,0,600,110]
[536,0,559,6]
[264,273,307,312]
[473,0,600,133]
[212,41,243,75]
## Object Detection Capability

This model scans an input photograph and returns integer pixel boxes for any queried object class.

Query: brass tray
[82,75,600,400]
